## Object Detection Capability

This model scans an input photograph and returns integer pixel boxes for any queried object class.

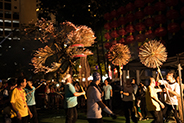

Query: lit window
[5,11,11,14]
[8,46,11,48]
[0,19,3,22]
[23,48,25,50]
[18,38,20,40]
[13,20,19,23]
[0,28,3,31]
[4,20,11,23]
[8,38,11,40]
[0,45,2,47]
[4,28,11,31]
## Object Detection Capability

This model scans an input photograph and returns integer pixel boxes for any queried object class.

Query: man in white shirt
[102,79,113,111]
[162,71,181,123]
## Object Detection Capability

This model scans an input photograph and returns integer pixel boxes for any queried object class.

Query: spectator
[2,77,17,123]
[137,82,149,120]
[137,97,143,121]
[131,78,138,117]
[120,79,137,123]
[102,78,113,112]
[24,80,39,123]
[10,76,33,123]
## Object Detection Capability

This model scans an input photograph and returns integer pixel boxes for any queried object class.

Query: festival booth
[123,52,184,84]
[123,51,184,120]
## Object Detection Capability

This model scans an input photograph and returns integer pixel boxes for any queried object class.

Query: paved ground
[37,108,176,123]
[0,108,177,123]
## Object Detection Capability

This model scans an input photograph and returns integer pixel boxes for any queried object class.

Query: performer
[145,77,165,123]
[87,72,116,123]
[64,74,85,123]
[10,76,33,123]
[161,71,182,123]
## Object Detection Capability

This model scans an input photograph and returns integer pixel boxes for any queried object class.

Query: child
[137,97,143,121]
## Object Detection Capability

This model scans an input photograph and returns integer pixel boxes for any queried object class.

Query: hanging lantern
[168,22,180,33]
[104,12,112,20]
[104,22,111,30]
[117,6,127,15]
[110,20,118,28]
[145,29,155,39]
[181,21,184,30]
[144,0,154,3]
[134,0,145,8]
[104,32,112,40]
[135,22,146,32]
[166,9,179,20]
[111,40,117,46]
[155,14,167,24]
[155,27,167,37]
[144,5,155,15]
[180,6,184,17]
[135,10,144,20]
[105,42,111,50]
[110,30,119,38]
[110,10,118,19]
[135,34,146,42]
[71,44,84,47]
[154,1,166,11]
[165,0,178,6]
[73,54,87,58]
[126,35,134,43]
[118,16,127,26]
[126,24,135,33]
[118,38,126,44]
[118,28,127,35]
[126,13,135,22]
[126,2,135,11]
[145,18,155,27]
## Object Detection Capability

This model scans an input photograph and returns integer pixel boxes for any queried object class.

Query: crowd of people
[0,70,183,123]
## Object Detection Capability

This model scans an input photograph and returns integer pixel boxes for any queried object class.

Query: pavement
[0,108,177,123]
[37,108,177,123]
